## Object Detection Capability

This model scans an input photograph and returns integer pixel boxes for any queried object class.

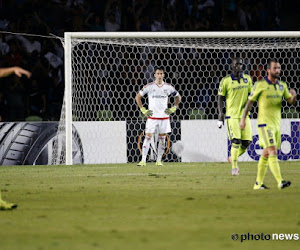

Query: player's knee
[232,138,241,144]
[241,140,251,148]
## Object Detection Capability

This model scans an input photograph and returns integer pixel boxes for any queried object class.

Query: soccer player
[135,67,181,166]
[218,58,253,175]
[240,59,296,189]
[0,66,31,210]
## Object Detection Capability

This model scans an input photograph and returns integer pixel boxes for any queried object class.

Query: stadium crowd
[0,0,294,121]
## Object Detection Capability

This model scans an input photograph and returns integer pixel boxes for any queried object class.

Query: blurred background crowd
[0,0,299,122]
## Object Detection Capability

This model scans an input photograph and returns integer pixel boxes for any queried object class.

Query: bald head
[230,57,243,76]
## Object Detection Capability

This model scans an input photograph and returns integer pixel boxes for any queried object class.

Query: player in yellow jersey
[218,58,253,175]
[240,59,296,189]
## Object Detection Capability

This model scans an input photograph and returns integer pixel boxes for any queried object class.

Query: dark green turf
[1,162,299,250]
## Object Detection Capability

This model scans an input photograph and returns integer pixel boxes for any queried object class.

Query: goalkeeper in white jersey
[135,67,181,166]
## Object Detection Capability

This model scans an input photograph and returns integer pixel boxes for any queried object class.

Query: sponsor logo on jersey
[152,95,167,99]
[232,85,248,91]
[267,94,281,99]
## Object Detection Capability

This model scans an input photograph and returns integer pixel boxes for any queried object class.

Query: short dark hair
[154,66,164,72]
[267,59,279,69]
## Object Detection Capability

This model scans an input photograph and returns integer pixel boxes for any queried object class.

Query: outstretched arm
[0,66,31,78]
[240,100,254,130]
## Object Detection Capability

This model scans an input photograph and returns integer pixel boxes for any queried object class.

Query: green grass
[1,162,300,250]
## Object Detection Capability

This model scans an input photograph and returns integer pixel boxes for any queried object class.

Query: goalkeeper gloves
[165,106,177,115]
[140,107,153,116]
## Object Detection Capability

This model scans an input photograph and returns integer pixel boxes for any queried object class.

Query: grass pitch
[1,162,299,250]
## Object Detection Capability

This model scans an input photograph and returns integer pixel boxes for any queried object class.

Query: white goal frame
[64,31,300,165]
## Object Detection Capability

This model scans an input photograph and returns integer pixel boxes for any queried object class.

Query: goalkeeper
[0,66,31,210]
[135,67,181,166]
[217,58,253,176]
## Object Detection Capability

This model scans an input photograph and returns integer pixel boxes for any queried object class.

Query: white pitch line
[102,173,154,176]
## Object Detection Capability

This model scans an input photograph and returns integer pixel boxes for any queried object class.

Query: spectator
[26,76,47,120]
[0,91,5,121]
[104,12,120,31]
[2,39,24,66]
[0,33,10,55]
[0,66,31,121]
[85,13,105,31]
[151,15,166,31]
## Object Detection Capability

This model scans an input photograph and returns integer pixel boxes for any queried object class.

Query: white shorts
[145,118,171,134]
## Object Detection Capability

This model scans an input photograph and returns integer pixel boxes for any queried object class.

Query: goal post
[60,31,300,165]
[64,33,73,165]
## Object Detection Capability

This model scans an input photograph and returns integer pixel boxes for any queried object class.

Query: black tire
[0,122,84,165]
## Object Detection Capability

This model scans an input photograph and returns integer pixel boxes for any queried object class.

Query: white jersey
[139,81,179,118]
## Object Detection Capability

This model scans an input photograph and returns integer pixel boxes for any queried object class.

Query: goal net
[55,32,300,165]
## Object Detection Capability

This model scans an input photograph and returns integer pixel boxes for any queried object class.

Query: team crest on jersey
[279,85,283,91]
[164,89,168,94]
[243,78,248,83]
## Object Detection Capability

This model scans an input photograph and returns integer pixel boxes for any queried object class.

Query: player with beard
[240,59,296,189]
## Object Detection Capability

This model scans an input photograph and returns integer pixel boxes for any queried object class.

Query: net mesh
[54,36,300,164]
